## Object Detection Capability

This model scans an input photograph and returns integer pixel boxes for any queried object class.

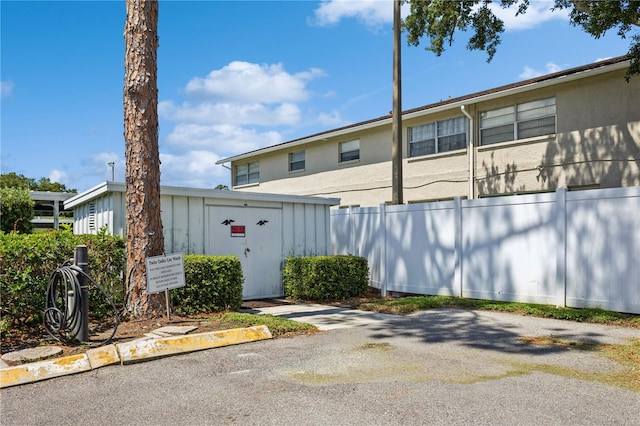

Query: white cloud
[185,61,324,103]
[311,0,392,28]
[160,100,301,126]
[87,152,124,182]
[1,80,15,97]
[489,0,568,31]
[165,123,282,156]
[160,150,229,188]
[160,61,332,157]
[156,60,345,188]
[316,110,349,127]
[311,0,567,31]
[519,62,564,79]
[48,169,69,186]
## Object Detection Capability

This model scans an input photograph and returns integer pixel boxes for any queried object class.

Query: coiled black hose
[44,260,119,347]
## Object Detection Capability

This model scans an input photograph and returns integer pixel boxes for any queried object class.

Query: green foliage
[0,172,32,189]
[0,229,126,331]
[0,172,76,192]
[221,312,318,337]
[403,0,640,80]
[172,255,244,315]
[283,255,369,302]
[0,187,35,233]
[0,231,245,336]
[32,177,77,193]
[404,0,504,61]
[358,295,639,326]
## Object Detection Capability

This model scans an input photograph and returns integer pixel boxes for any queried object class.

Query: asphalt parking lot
[1,307,639,425]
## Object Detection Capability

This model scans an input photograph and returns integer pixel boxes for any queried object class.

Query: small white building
[64,182,339,299]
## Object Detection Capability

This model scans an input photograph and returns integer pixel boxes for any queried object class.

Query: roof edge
[65,182,340,209]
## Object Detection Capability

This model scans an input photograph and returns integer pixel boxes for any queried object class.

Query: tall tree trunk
[123,0,165,318]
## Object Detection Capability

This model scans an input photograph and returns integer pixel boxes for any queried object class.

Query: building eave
[30,191,76,203]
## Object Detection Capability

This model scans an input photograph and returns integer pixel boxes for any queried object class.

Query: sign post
[146,253,186,320]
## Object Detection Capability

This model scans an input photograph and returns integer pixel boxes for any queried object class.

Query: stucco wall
[475,68,640,196]
[234,66,640,207]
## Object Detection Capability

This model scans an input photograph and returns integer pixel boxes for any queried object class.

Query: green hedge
[172,255,244,314]
[0,228,126,330]
[0,229,244,335]
[283,255,369,302]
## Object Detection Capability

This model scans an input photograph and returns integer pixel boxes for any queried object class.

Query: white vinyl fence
[331,187,640,314]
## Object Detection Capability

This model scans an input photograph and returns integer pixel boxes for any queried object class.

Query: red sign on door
[230,225,245,237]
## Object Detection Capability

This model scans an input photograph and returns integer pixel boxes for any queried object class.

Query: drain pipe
[461,105,474,199]
[218,162,233,187]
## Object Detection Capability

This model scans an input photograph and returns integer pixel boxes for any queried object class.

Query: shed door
[206,206,283,299]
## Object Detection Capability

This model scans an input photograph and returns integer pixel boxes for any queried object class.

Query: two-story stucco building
[217,56,640,207]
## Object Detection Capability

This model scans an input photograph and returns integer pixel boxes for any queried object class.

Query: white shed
[64,182,340,299]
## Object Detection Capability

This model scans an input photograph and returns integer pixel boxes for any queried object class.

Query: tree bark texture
[123,0,165,318]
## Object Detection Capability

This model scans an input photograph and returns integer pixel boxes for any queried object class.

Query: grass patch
[217,312,318,338]
[514,337,640,391]
[358,295,639,328]
[518,335,597,350]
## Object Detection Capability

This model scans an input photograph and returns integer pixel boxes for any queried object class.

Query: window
[289,151,305,172]
[480,97,556,145]
[409,116,467,157]
[235,161,259,185]
[339,140,360,162]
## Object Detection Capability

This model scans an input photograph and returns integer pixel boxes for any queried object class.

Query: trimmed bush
[172,255,243,314]
[0,229,244,337]
[283,255,369,302]
[0,229,126,330]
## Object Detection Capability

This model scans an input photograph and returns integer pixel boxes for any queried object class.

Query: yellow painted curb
[86,344,120,369]
[117,325,273,364]
[0,326,272,388]
[0,354,90,389]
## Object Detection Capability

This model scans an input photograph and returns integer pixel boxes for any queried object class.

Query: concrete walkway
[240,301,398,330]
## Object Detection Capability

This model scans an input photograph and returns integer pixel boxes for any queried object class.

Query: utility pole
[391,0,403,205]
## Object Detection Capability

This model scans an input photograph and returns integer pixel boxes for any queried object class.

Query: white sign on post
[146,253,186,294]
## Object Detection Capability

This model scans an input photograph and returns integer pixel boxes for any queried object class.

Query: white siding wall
[72,191,124,235]
[282,202,331,257]
[70,186,336,299]
[72,189,333,257]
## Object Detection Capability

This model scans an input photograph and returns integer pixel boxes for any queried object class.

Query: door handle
[244,247,251,257]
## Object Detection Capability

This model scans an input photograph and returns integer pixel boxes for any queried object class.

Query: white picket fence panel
[331,187,640,314]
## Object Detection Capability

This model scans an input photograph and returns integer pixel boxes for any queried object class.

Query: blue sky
[1,0,631,192]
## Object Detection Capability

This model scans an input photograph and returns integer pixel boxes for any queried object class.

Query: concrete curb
[0,325,272,389]
[117,325,272,363]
